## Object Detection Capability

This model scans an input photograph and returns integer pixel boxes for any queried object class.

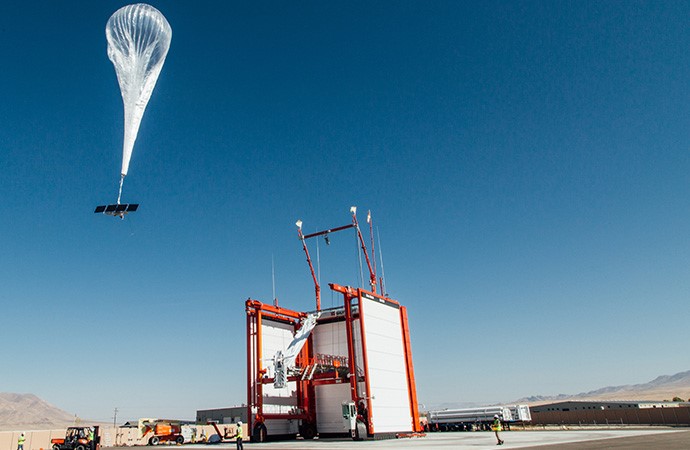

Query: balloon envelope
[106,3,171,176]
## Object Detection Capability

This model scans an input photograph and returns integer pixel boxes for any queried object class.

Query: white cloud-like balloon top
[106,3,172,177]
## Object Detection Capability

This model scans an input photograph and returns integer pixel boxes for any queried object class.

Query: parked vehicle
[427,405,531,432]
[341,401,368,441]
[139,419,184,445]
[51,426,99,450]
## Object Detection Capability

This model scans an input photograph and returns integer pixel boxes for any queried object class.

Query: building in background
[531,401,690,426]
[196,407,247,425]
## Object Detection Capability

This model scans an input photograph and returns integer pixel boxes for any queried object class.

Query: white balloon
[106,3,172,177]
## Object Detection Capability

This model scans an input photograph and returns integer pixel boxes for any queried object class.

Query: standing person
[492,415,504,445]
[17,433,26,450]
[88,427,95,450]
[234,421,243,450]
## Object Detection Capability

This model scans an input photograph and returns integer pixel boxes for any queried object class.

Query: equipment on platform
[94,203,138,219]
[273,311,321,389]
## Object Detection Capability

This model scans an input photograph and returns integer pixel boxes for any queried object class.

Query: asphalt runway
[521,428,690,449]
[154,428,689,449]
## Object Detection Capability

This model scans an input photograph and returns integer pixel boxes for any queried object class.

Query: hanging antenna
[377,226,387,295]
[367,210,377,288]
[272,254,278,306]
[316,234,322,289]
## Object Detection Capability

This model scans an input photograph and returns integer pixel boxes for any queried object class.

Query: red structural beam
[356,288,375,435]
[246,299,306,320]
[351,213,377,294]
[246,299,308,436]
[298,227,322,310]
[297,208,379,311]
[303,223,355,239]
[401,306,422,433]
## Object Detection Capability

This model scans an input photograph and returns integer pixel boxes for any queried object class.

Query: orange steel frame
[401,306,422,432]
[246,300,317,437]
[331,283,423,434]
[246,291,422,438]
[246,209,422,439]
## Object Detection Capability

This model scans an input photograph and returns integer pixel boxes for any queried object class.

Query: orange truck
[139,419,184,445]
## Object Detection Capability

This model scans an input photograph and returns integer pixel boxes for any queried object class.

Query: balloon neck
[117,174,126,205]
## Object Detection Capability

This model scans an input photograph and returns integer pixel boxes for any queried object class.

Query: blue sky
[2,1,690,421]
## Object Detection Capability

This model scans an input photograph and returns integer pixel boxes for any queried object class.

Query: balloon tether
[117,174,125,205]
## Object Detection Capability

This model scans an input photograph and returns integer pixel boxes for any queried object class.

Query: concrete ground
[521,428,690,449]
[158,428,689,449]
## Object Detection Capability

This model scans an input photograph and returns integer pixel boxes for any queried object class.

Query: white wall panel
[312,321,348,357]
[361,298,412,433]
[315,383,351,433]
[261,320,298,417]
[264,419,298,435]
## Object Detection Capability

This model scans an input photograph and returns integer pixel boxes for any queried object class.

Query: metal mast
[296,206,379,311]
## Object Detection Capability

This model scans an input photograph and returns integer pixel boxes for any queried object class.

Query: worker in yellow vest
[234,421,243,450]
[17,432,26,450]
[492,415,504,445]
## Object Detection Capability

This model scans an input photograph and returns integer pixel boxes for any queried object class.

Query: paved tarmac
[521,428,690,449]
[160,428,689,449]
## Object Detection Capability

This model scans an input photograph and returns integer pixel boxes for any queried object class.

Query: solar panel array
[94,204,139,214]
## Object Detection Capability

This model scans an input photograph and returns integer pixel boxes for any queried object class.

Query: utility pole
[113,407,118,427]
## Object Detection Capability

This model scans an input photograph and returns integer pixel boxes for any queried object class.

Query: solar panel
[95,202,139,217]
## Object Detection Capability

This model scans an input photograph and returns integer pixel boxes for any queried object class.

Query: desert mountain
[426,370,690,411]
[0,393,78,431]
[517,370,690,404]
